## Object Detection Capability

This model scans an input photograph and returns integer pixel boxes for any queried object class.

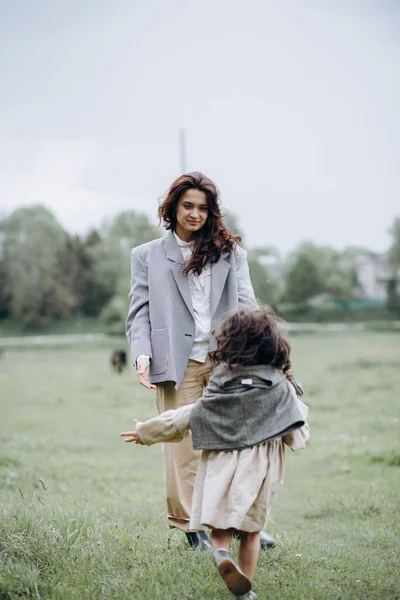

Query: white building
[351,253,391,301]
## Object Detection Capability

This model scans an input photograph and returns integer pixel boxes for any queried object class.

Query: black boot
[233,529,276,550]
[185,530,212,551]
[259,530,276,549]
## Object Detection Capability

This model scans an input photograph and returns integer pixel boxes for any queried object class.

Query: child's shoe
[213,549,252,596]
[235,592,257,600]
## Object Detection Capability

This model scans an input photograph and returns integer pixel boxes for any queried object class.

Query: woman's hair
[210,307,292,374]
[158,171,240,275]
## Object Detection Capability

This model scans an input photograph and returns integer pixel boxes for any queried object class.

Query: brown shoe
[213,549,251,596]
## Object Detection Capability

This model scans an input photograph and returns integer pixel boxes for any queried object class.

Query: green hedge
[277,305,395,323]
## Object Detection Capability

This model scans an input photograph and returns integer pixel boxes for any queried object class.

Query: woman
[126,172,275,551]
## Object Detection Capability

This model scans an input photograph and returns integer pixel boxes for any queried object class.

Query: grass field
[0,317,106,338]
[0,331,399,599]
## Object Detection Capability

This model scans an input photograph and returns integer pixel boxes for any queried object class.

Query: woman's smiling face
[175,189,209,241]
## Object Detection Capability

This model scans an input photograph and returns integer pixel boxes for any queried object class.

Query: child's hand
[120,419,144,444]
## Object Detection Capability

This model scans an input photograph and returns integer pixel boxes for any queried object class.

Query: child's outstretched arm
[120,403,193,446]
[120,419,145,444]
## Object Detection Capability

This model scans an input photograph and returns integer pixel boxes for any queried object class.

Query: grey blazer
[126,230,258,389]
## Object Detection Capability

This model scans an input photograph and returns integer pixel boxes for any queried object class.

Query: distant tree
[0,206,76,326]
[74,229,114,316]
[223,212,245,243]
[0,245,9,317]
[93,210,160,293]
[325,271,355,303]
[54,231,111,317]
[386,216,400,315]
[223,213,282,306]
[283,246,325,304]
[283,242,355,305]
[94,210,160,325]
[247,247,281,307]
[386,279,400,315]
[222,213,281,306]
[100,277,130,335]
[0,207,165,326]
[247,258,280,307]
[387,217,400,271]
[56,235,86,310]
[106,211,160,248]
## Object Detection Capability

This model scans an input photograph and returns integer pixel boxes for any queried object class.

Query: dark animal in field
[111,350,127,373]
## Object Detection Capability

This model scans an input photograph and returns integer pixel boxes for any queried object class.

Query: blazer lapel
[210,254,231,317]
[165,232,194,318]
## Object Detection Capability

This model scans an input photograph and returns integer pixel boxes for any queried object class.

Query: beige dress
[136,398,309,532]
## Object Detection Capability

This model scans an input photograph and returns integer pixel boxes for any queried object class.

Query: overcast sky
[0,0,399,254]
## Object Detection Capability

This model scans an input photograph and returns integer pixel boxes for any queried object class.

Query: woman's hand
[120,419,144,444]
[136,356,156,390]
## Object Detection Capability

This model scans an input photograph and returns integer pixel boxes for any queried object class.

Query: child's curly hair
[210,307,292,375]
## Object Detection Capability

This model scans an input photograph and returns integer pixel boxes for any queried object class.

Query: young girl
[120,308,309,599]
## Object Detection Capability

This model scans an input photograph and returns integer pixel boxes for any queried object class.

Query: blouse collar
[173,231,192,248]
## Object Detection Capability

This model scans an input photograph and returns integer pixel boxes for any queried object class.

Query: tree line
[0,206,399,330]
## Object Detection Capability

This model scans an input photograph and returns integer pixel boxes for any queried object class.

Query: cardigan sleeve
[136,404,193,446]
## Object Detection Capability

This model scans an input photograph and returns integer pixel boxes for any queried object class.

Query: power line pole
[179,128,187,174]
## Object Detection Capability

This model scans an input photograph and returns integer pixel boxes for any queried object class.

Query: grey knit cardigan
[190,364,305,451]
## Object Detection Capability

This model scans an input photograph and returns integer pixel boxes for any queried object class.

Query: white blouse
[174,233,212,362]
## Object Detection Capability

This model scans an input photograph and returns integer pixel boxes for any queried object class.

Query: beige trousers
[156,357,211,531]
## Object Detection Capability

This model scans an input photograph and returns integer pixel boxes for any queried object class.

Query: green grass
[0,317,106,337]
[0,332,399,599]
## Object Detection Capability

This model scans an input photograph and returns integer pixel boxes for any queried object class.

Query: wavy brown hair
[210,307,292,374]
[158,172,240,275]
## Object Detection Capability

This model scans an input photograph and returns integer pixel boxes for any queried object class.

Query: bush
[277,304,392,323]
[100,295,127,335]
